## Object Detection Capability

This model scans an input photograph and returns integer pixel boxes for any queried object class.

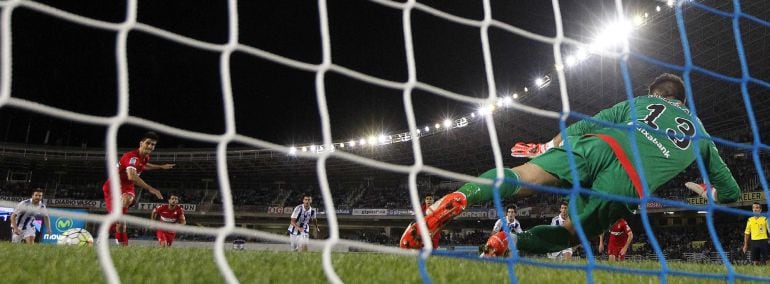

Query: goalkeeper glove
[511,141,554,158]
[685,182,717,201]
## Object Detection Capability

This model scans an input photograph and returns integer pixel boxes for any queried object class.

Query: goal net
[0,0,769,283]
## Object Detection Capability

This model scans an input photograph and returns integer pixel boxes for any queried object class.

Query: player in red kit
[102,131,174,246]
[150,194,186,246]
[420,193,441,249]
[598,218,634,261]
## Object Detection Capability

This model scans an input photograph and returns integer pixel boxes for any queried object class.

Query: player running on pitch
[288,193,320,252]
[598,218,634,261]
[10,188,52,244]
[400,73,739,255]
[481,205,523,257]
[102,131,175,246]
[150,193,186,247]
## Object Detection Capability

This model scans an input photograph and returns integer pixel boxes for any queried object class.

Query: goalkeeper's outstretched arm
[511,133,562,158]
[511,101,630,158]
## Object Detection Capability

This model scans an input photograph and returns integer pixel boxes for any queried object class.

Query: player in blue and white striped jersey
[492,205,524,234]
[287,193,319,252]
[481,205,524,257]
[547,201,573,260]
[10,188,52,244]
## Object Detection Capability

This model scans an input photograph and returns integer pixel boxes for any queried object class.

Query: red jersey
[153,204,185,224]
[104,149,150,191]
[608,218,632,247]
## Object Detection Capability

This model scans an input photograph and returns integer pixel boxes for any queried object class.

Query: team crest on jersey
[129,157,137,166]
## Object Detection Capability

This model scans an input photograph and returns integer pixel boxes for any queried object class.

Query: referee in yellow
[743,202,770,265]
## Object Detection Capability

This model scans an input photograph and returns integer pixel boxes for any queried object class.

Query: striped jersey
[551,214,568,227]
[288,205,316,235]
[493,218,523,234]
[14,199,48,230]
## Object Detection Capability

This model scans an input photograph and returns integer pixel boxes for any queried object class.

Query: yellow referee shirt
[745,216,770,240]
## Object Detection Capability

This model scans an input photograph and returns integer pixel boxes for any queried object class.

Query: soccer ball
[57,228,94,246]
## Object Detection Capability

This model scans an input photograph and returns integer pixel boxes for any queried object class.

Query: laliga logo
[55,217,74,233]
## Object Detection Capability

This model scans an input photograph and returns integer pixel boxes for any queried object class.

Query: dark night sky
[0,0,692,149]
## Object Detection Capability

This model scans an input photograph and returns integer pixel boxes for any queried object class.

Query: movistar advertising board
[36,208,88,244]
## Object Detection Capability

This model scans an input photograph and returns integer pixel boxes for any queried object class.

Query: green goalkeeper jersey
[564,95,740,203]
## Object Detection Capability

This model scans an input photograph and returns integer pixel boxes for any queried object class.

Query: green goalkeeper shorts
[528,135,637,237]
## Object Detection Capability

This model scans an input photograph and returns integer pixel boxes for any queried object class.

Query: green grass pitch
[2,243,769,283]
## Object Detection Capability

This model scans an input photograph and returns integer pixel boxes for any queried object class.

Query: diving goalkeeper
[401,73,740,254]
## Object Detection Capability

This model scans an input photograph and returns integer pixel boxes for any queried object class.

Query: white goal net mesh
[1,0,769,283]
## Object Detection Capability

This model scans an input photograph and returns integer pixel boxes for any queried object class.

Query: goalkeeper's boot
[400,192,467,249]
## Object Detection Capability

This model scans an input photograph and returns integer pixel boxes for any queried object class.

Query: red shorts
[607,244,625,259]
[156,230,176,245]
[102,183,135,213]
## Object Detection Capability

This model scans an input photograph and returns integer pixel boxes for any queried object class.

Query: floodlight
[477,105,492,116]
[502,96,513,106]
[565,55,577,67]
[576,48,588,61]
[592,20,632,50]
